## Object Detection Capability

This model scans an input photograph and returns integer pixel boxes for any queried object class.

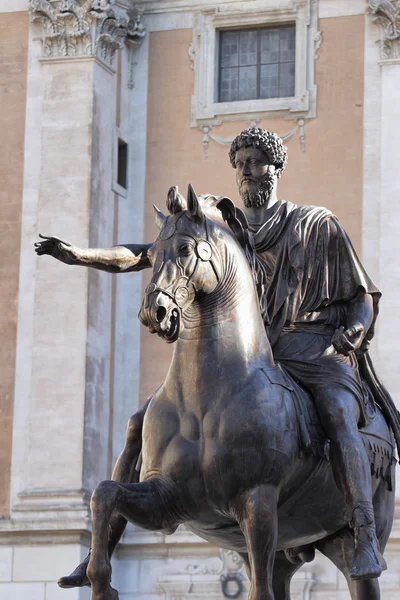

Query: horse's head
[138,185,252,343]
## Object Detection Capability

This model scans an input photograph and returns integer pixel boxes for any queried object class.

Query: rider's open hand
[34,234,78,265]
[332,323,365,356]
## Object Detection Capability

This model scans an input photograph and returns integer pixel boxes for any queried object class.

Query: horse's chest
[141,393,293,507]
[141,402,203,482]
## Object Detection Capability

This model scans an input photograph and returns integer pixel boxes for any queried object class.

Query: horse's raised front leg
[235,485,278,600]
[87,478,180,600]
[58,401,150,590]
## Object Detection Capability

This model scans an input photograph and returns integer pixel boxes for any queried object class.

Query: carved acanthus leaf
[29,0,145,65]
[367,0,400,59]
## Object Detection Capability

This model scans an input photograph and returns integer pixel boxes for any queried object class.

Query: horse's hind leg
[236,485,278,600]
[272,551,305,600]
[87,478,179,600]
[316,528,380,600]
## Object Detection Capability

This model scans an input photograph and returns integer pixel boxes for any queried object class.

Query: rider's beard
[240,170,275,209]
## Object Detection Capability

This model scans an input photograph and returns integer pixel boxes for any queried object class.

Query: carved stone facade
[29,0,145,65]
[1,1,400,599]
[367,0,400,59]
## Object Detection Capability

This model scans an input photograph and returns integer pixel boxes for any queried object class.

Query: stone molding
[367,0,400,59]
[7,487,91,528]
[28,0,145,66]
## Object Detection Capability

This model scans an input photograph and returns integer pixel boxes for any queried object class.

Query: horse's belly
[186,521,247,553]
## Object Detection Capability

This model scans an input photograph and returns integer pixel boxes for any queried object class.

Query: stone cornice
[367,0,400,59]
[28,0,145,65]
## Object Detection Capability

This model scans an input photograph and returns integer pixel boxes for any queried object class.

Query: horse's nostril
[156,306,167,323]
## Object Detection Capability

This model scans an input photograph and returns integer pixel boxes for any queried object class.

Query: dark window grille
[218,25,296,103]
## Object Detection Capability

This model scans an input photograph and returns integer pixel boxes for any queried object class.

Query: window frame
[191,0,318,127]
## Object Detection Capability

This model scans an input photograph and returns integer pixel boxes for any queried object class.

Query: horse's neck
[168,250,274,386]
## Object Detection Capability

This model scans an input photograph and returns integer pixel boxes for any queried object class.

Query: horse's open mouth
[156,306,181,343]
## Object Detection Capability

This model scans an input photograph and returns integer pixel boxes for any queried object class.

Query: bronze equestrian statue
[34,129,400,600]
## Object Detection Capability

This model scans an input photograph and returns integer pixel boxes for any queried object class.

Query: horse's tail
[359,351,400,458]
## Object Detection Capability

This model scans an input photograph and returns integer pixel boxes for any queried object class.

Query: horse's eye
[178,244,193,256]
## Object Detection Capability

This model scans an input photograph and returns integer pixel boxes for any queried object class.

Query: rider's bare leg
[58,400,150,589]
[87,478,180,600]
[313,387,385,580]
[236,485,278,600]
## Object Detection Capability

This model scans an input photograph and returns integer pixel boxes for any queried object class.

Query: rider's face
[235,146,276,209]
[235,146,270,193]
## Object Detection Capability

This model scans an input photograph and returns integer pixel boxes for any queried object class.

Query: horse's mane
[200,194,270,328]
[166,187,269,328]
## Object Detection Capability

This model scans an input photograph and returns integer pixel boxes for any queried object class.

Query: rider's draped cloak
[204,194,400,458]
[251,200,382,428]
[251,200,381,347]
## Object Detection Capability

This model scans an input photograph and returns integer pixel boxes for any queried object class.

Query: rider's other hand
[34,234,77,265]
[332,323,364,356]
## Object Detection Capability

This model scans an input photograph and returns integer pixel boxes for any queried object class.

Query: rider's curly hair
[229,127,288,179]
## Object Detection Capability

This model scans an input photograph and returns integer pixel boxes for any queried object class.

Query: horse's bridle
[144,213,221,313]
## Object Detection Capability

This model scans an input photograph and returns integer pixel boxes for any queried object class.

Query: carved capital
[367,0,400,59]
[29,0,145,66]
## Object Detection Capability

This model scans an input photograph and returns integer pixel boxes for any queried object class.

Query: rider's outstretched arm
[34,235,152,273]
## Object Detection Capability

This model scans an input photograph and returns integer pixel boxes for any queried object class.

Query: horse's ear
[167,186,187,215]
[153,205,167,230]
[216,197,248,249]
[187,184,204,224]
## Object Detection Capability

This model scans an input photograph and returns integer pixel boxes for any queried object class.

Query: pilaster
[3,0,145,542]
[363,0,400,502]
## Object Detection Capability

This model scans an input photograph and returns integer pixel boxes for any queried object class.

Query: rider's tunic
[252,200,381,425]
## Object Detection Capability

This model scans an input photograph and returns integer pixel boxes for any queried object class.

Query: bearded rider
[35,127,389,584]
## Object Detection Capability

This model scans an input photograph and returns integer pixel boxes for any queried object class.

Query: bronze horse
[86,186,396,600]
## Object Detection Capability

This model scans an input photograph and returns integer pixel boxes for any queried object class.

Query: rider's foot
[57,551,91,588]
[350,525,387,580]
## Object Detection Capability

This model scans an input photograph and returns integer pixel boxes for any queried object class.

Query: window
[117,139,128,190]
[191,2,319,128]
[218,26,296,103]
[112,127,128,197]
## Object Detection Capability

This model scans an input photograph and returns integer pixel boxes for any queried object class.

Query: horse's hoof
[58,552,91,588]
